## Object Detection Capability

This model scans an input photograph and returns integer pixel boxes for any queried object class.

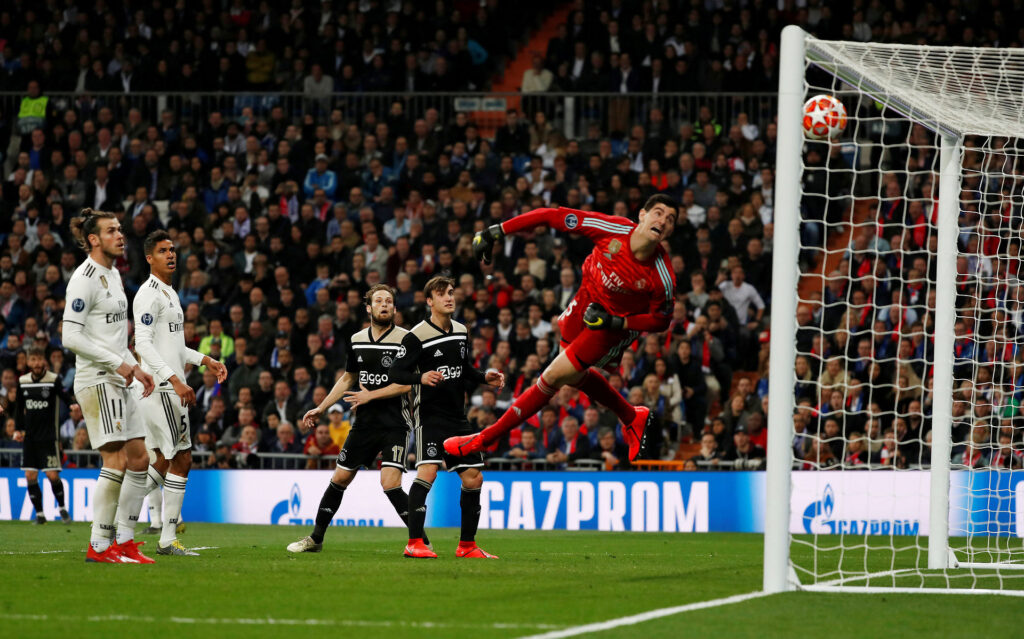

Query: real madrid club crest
[382,354,393,368]
[604,239,622,259]
[99,275,108,289]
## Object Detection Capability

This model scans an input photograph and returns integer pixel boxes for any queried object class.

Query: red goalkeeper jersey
[502,207,675,331]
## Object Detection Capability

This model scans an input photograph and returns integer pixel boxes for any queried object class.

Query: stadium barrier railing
[0,449,946,472]
[0,91,779,142]
[485,456,606,471]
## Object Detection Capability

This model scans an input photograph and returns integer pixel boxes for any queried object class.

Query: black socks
[460,487,482,543]
[407,479,432,540]
[311,481,346,544]
[26,480,44,515]
[50,478,65,509]
[385,486,429,545]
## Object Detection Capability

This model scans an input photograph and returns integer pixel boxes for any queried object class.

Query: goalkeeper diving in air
[444,194,678,461]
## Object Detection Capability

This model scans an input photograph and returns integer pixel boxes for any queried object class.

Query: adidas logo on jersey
[357,356,363,362]
[434,349,443,357]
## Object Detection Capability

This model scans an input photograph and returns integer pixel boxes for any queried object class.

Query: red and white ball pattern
[802,94,847,140]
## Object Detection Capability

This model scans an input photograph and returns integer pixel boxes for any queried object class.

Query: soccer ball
[802,94,847,140]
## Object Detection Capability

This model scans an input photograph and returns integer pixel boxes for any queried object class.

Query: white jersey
[133,274,204,392]
[62,256,137,392]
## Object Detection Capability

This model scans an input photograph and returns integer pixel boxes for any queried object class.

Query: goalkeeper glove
[583,303,624,331]
[472,224,504,265]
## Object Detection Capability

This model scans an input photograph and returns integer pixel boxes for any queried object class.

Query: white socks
[91,468,123,552]
[115,469,150,545]
[146,466,164,527]
[160,474,187,547]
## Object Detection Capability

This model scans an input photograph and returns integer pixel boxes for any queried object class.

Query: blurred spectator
[303,424,341,470]
[591,427,630,470]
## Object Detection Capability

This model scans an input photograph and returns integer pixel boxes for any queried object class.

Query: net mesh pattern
[788,39,1024,590]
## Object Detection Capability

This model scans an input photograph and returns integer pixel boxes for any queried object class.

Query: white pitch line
[0,612,562,631]
[517,591,771,639]
[0,546,219,555]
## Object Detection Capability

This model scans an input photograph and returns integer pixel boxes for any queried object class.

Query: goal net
[765,26,1024,595]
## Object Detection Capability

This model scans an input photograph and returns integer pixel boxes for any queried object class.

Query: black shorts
[21,438,61,471]
[415,420,484,473]
[337,428,409,472]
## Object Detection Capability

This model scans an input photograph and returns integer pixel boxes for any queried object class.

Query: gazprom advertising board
[0,469,1021,536]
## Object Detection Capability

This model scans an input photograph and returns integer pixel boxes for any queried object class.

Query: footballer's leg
[454,468,497,559]
[156,450,194,555]
[112,386,156,563]
[44,469,70,523]
[567,330,653,460]
[405,423,439,558]
[444,436,495,558]
[379,430,430,547]
[142,449,165,535]
[80,384,129,563]
[446,332,652,460]
[23,469,46,524]
[443,355,573,456]
[287,466,356,553]
[405,464,438,558]
[113,436,155,563]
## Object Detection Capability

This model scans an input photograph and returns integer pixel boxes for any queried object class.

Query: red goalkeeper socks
[575,369,637,424]
[477,377,556,445]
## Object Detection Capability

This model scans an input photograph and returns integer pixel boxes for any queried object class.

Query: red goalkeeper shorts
[557,292,640,372]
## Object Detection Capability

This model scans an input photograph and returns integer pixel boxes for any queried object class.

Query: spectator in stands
[508,427,546,463]
[692,432,722,468]
[591,427,630,471]
[267,421,302,469]
[722,425,765,468]
[303,424,340,470]
[545,416,590,469]
[59,403,85,448]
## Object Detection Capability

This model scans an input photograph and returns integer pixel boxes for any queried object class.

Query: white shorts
[137,389,191,458]
[77,382,143,449]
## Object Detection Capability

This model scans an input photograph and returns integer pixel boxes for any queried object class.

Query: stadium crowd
[1,0,1019,472]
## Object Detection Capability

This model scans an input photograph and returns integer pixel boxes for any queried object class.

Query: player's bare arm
[301,371,356,433]
[342,381,413,407]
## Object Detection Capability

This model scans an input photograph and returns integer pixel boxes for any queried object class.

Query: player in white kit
[63,209,156,563]
[133,231,227,555]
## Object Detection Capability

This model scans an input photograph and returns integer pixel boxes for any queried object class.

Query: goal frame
[764,25,1024,596]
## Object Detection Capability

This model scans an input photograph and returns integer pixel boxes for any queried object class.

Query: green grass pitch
[0,522,1020,638]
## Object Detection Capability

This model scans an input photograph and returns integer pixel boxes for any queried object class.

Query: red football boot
[114,540,155,564]
[85,544,125,563]
[455,542,498,558]
[623,406,651,461]
[404,538,438,558]
[444,432,484,457]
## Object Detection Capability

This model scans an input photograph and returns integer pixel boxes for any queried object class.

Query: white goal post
[765,25,1024,595]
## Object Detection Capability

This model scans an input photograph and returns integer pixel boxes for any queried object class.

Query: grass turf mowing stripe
[517,591,771,639]
[0,613,563,631]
